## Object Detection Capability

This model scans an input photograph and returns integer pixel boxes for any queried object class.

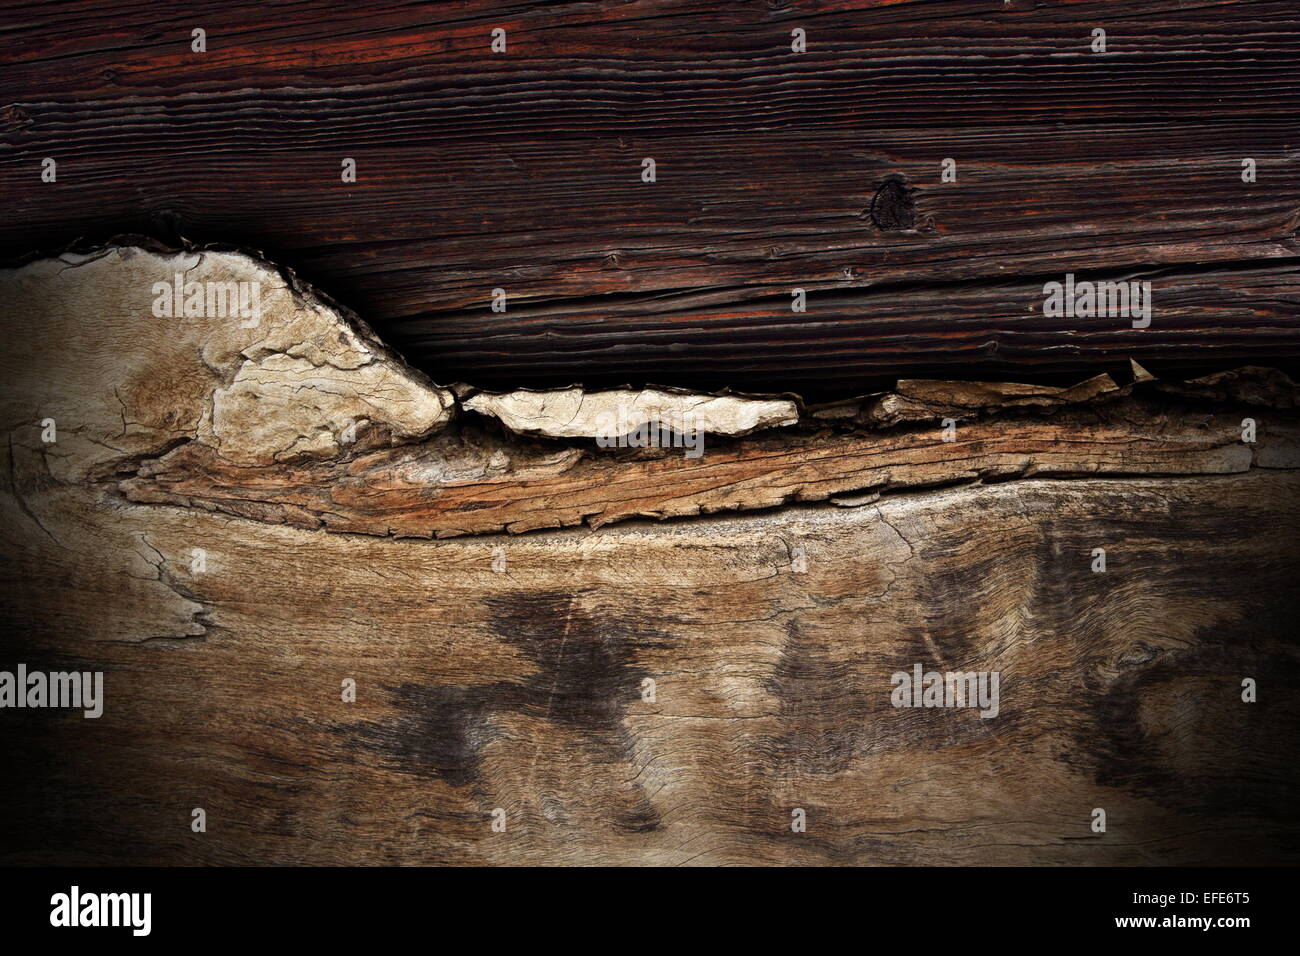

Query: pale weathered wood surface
[2,245,1298,865]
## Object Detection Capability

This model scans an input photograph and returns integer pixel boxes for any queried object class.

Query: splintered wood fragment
[1130,359,1157,384]
[118,404,1295,537]
[833,374,1122,427]
[5,244,1299,538]
[1,246,454,485]
[463,387,799,439]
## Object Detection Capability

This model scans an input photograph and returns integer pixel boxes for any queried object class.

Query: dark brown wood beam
[3,0,1299,394]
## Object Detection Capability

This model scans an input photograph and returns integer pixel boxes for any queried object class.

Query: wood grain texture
[5,471,1299,865]
[3,0,1299,394]
[119,392,1300,537]
[2,243,1299,865]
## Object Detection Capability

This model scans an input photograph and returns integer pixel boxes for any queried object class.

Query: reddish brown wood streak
[119,390,1300,538]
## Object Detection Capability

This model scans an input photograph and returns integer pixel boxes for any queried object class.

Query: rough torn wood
[464,387,799,440]
[2,244,1298,866]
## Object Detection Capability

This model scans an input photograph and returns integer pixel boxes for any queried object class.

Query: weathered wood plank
[10,246,1298,538]
[3,0,1299,392]
[2,243,1298,865]
[5,469,1299,865]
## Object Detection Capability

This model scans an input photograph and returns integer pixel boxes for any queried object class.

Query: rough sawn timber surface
[1,244,1299,865]
[3,0,1300,393]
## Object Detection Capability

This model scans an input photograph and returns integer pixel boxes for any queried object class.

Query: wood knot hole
[868,175,917,230]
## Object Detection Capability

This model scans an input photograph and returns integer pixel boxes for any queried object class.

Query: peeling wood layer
[464,387,799,440]
[2,247,453,482]
[118,397,1299,537]
[6,244,1300,538]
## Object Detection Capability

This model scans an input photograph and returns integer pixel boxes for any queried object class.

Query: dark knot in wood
[869,175,918,230]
